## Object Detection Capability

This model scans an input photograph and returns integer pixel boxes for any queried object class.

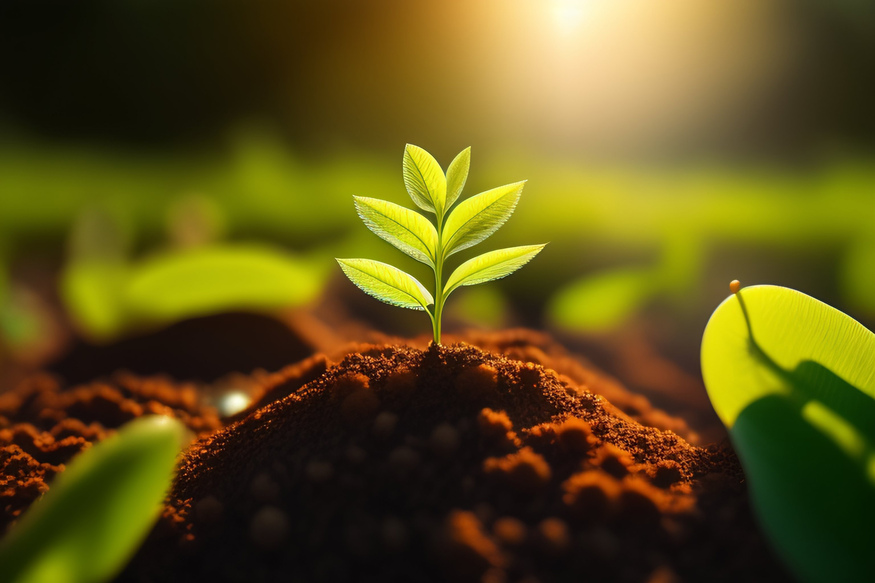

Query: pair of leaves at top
[337,144,545,344]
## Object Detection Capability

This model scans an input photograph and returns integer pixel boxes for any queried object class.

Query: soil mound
[121,342,790,583]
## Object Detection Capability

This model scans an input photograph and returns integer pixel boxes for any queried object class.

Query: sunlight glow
[551,0,586,34]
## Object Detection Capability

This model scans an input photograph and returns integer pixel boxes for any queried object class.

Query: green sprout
[337,144,545,345]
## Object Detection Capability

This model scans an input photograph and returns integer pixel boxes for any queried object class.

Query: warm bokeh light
[550,0,587,35]
[0,0,871,380]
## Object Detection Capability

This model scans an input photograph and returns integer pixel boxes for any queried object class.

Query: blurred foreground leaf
[0,416,186,583]
[701,285,875,582]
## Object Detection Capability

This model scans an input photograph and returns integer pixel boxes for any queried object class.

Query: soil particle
[249,505,290,551]
[483,447,552,493]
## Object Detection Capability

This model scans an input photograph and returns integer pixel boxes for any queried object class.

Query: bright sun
[550,0,587,34]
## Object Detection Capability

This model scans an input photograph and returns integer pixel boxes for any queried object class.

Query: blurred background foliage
[0,0,872,388]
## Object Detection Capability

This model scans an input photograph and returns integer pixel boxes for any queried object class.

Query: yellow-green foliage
[337,145,545,344]
[701,284,875,582]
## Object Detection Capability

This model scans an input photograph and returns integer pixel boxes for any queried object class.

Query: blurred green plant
[701,282,875,582]
[0,416,187,583]
[1,136,874,343]
[548,266,655,333]
[62,243,326,340]
[337,145,545,344]
[840,237,875,315]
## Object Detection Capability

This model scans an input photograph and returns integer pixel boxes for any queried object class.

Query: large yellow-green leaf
[123,244,323,322]
[0,416,186,583]
[442,181,525,258]
[336,258,433,311]
[402,144,446,216]
[445,147,471,210]
[701,284,875,582]
[445,244,545,297]
[353,196,437,266]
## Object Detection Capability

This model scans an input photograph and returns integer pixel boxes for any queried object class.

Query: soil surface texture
[101,339,791,583]
[0,372,222,534]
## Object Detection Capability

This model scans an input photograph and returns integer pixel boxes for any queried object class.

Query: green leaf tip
[402,144,447,217]
[446,146,471,210]
[701,284,875,582]
[339,145,544,344]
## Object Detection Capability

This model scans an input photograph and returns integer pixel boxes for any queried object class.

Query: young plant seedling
[337,144,545,345]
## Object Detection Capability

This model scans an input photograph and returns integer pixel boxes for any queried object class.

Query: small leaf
[442,181,525,257]
[402,144,447,216]
[353,196,438,266]
[0,416,187,583]
[336,258,433,310]
[445,244,545,297]
[445,147,471,210]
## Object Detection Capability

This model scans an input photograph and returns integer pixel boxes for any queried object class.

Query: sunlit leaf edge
[442,181,525,258]
[353,196,437,266]
[402,144,447,216]
[445,244,545,296]
[336,257,433,311]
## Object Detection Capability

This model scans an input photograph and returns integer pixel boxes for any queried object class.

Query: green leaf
[445,244,545,297]
[0,416,186,583]
[547,267,656,333]
[336,258,433,310]
[353,196,438,266]
[61,260,129,340]
[445,147,471,210]
[124,244,323,322]
[701,285,875,582]
[402,144,447,216]
[442,181,525,258]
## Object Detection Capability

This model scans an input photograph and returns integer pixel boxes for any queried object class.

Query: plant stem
[433,259,443,345]
[433,208,445,345]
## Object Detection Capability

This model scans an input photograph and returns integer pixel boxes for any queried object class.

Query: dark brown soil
[104,339,790,583]
[0,372,223,533]
[48,312,314,385]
